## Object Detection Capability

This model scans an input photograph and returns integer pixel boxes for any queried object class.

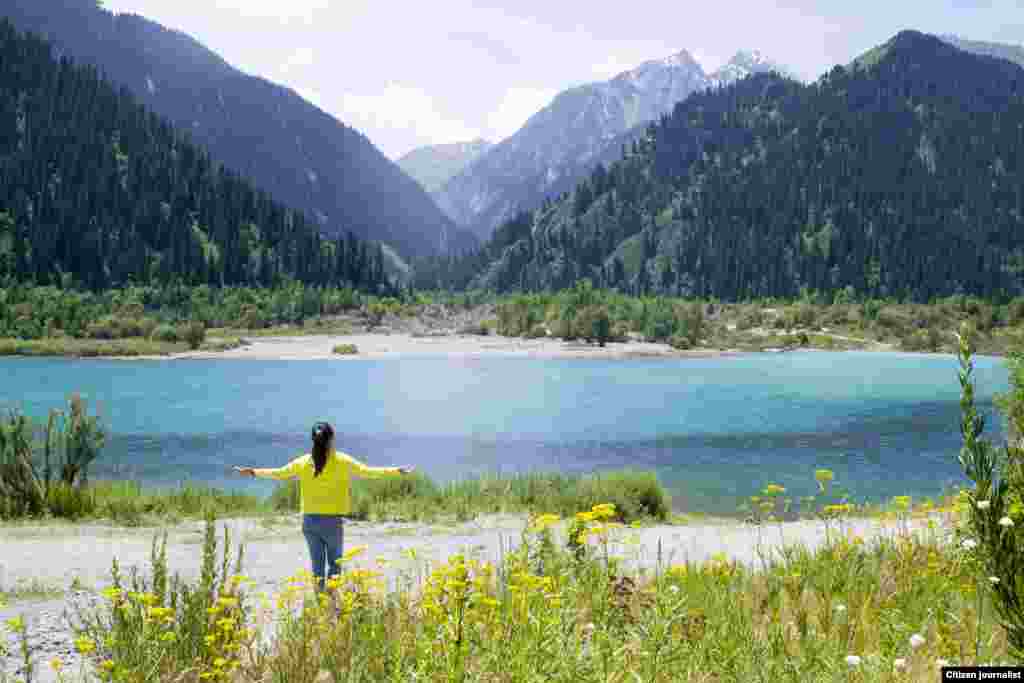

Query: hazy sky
[101,0,1023,160]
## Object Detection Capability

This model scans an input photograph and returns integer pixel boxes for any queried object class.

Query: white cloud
[278,47,316,76]
[102,0,359,26]
[203,0,333,22]
[327,83,482,157]
[590,56,634,80]
[485,86,559,141]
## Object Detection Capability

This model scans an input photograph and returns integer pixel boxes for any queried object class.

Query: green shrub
[574,305,612,346]
[735,308,764,331]
[571,470,670,522]
[184,321,206,350]
[784,304,817,330]
[1009,297,1024,326]
[0,395,105,519]
[45,481,96,519]
[151,324,179,343]
[84,317,119,340]
[668,334,692,350]
[610,321,631,342]
[675,302,704,346]
[874,309,905,331]
[821,305,850,327]
[525,324,548,339]
[332,344,358,355]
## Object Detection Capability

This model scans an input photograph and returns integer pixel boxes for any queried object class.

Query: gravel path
[1,513,949,682]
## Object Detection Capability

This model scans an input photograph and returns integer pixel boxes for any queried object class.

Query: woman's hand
[233,466,256,478]
[397,466,415,475]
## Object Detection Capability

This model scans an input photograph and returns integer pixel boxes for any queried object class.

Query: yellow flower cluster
[508,568,562,616]
[823,503,854,517]
[201,587,249,681]
[570,503,624,546]
[419,553,500,640]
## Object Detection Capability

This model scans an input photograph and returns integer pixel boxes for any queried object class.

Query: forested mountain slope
[434,49,791,242]
[0,0,465,258]
[0,19,391,292]
[439,32,1024,302]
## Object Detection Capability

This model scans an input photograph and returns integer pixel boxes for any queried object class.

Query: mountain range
[422,31,1024,303]
[433,49,795,243]
[397,139,493,194]
[0,0,471,259]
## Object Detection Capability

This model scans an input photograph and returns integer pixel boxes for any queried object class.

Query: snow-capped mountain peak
[437,46,791,240]
[708,50,792,88]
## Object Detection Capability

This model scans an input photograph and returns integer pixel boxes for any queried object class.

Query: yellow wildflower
[74,636,96,654]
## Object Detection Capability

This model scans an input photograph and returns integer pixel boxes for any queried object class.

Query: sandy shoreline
[113,332,752,361]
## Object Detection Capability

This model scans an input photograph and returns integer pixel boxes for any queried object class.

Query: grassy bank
[0,470,672,527]
[0,464,973,530]
[0,336,247,357]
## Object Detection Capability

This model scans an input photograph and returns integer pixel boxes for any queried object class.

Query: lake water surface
[0,351,1011,515]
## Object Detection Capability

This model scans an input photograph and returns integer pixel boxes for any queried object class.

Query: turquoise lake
[0,351,1011,515]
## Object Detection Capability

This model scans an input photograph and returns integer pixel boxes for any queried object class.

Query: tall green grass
[268,469,671,524]
[0,469,672,526]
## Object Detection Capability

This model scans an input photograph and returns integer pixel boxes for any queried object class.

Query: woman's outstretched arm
[339,452,414,479]
[233,458,302,480]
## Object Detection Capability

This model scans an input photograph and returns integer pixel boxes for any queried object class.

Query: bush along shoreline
[2,281,1024,357]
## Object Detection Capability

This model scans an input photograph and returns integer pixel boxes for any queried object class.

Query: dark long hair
[311,421,334,477]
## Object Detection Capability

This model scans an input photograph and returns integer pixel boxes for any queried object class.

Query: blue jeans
[302,514,344,592]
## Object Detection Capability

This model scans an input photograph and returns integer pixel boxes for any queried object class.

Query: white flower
[999,516,1014,528]
[989,576,1001,584]
[835,604,847,613]
[668,585,679,594]
[937,659,951,668]
[910,633,925,649]
[894,658,907,671]
[977,500,991,510]
[846,655,862,667]
[961,539,978,550]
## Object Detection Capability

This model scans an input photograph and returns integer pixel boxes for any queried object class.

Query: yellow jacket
[254,449,401,515]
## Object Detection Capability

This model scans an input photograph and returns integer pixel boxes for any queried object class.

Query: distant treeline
[0,280,378,340]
